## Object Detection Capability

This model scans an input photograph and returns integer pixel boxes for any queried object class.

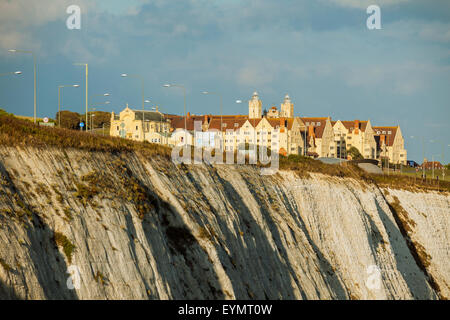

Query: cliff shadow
[273,182,349,299]
[374,197,436,299]
[0,161,78,300]
[119,158,225,299]
[181,165,307,299]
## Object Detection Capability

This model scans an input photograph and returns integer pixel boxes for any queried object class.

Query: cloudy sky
[0,0,449,162]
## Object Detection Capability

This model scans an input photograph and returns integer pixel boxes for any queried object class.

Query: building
[280,94,294,118]
[421,160,444,170]
[301,117,334,158]
[109,93,407,163]
[248,91,262,119]
[332,120,377,160]
[373,126,407,165]
[110,105,170,144]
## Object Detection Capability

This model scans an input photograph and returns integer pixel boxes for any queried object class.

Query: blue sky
[0,0,449,162]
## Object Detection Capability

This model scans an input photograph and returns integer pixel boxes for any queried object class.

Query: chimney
[204,114,208,124]
[354,120,360,134]
[380,134,385,145]
[280,118,286,133]
[308,125,315,138]
[187,112,190,119]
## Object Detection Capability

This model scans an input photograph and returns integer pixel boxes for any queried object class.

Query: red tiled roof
[373,126,397,147]
[341,120,368,133]
[207,118,248,131]
[301,117,328,139]
[170,117,198,131]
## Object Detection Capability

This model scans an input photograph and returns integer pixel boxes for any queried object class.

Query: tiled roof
[133,110,165,121]
[170,117,197,131]
[207,118,248,131]
[340,120,368,133]
[301,117,328,139]
[373,126,397,147]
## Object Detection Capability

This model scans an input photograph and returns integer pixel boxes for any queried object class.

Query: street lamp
[89,92,111,130]
[74,63,88,130]
[410,135,426,179]
[164,83,187,145]
[430,139,446,181]
[122,74,145,141]
[0,71,22,77]
[202,91,223,151]
[9,49,37,123]
[58,84,79,127]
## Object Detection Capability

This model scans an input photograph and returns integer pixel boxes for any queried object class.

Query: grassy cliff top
[0,112,448,193]
[0,112,171,157]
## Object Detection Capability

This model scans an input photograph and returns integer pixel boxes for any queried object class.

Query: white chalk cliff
[0,147,448,299]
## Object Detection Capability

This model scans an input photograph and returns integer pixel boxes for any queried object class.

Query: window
[377,131,380,134]
[317,122,321,126]
[305,122,309,126]
[382,131,386,134]
[136,126,138,130]
[222,123,227,128]
[117,126,119,130]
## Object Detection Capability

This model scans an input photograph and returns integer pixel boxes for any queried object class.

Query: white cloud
[326,0,411,9]
[0,0,94,53]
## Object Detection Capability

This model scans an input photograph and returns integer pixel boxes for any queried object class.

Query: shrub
[53,232,75,263]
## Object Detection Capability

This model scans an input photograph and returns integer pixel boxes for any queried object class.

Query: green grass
[386,167,450,182]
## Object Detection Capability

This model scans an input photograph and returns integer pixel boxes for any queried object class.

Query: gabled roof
[170,117,197,131]
[133,110,165,121]
[340,120,368,133]
[301,117,329,139]
[207,118,247,131]
[373,126,398,146]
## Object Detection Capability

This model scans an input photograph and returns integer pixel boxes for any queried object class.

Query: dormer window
[234,123,239,127]
[388,131,392,134]
[317,122,321,126]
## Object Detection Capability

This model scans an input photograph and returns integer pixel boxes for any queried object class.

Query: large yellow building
[109,94,407,165]
[110,105,170,144]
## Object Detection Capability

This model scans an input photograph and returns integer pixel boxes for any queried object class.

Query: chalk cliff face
[0,147,447,299]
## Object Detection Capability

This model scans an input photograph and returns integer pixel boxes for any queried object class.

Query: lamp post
[9,49,37,123]
[202,91,223,150]
[429,139,447,181]
[164,84,186,145]
[89,92,110,130]
[410,135,426,179]
[89,101,109,132]
[74,63,88,130]
[58,84,79,127]
[0,71,22,77]
[122,74,145,141]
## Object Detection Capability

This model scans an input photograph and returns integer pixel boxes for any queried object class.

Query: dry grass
[0,112,447,193]
[0,113,171,158]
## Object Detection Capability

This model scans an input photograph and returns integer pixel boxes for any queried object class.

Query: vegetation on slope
[0,111,171,158]
[0,111,448,192]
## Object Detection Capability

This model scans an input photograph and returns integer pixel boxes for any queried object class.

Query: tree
[445,163,450,170]
[81,111,110,130]
[347,146,364,160]
[56,110,82,129]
